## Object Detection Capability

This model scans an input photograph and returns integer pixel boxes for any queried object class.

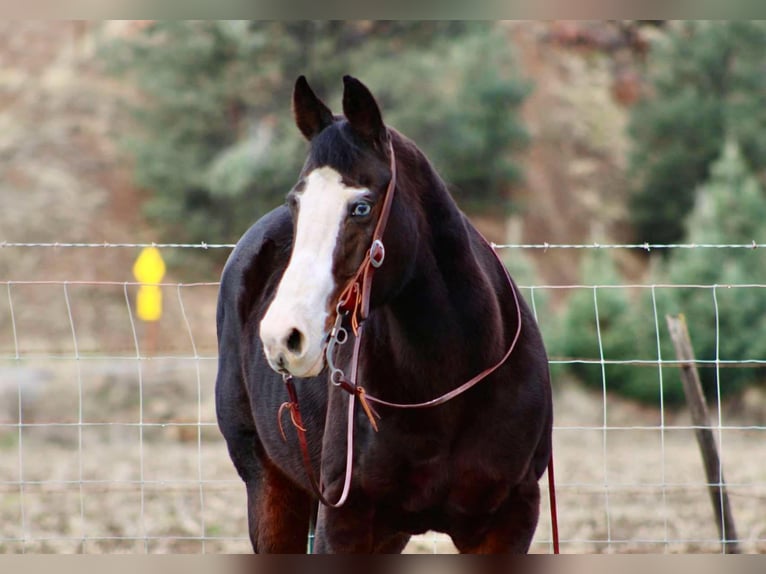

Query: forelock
[307,121,370,173]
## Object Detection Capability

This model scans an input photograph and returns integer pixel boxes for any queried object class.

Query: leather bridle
[278,133,560,553]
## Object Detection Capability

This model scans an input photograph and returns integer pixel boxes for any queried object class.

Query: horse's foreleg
[313,501,407,553]
[452,480,541,554]
[312,501,373,553]
[245,458,313,553]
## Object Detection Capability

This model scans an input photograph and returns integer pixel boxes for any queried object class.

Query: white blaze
[260,167,366,378]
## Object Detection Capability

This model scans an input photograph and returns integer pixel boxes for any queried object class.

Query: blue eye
[351,201,372,218]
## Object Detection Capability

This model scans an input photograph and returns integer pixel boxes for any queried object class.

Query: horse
[215,75,553,553]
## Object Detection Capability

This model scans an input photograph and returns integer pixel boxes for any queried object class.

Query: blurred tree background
[97,20,766,407]
[545,20,766,406]
[550,140,766,406]
[628,20,766,246]
[102,21,528,248]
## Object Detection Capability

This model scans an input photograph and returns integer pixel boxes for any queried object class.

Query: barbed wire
[3,280,766,290]
[1,241,765,251]
[491,241,764,251]
[0,241,235,249]
[0,280,220,287]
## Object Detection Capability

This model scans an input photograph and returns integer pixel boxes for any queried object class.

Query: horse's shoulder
[218,205,293,330]
[460,215,499,273]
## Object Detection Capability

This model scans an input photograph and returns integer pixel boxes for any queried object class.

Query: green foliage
[628,21,766,245]
[548,251,679,405]
[355,30,529,211]
[553,141,766,406]
[656,141,766,399]
[101,22,529,249]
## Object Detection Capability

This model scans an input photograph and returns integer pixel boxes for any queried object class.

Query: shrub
[549,251,680,405]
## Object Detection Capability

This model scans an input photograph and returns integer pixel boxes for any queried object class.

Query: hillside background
[1,20,765,408]
[0,21,647,281]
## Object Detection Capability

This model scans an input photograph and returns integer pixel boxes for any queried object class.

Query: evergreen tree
[101,22,529,249]
[554,142,766,406]
[657,141,766,398]
[628,21,766,245]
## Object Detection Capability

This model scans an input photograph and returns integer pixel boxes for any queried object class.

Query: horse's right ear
[293,76,334,141]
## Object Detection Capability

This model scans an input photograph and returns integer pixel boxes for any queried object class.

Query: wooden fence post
[666,314,740,554]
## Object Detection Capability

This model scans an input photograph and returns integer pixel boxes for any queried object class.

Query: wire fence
[0,242,764,554]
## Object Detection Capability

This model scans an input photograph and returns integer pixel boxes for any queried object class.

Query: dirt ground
[0,354,764,555]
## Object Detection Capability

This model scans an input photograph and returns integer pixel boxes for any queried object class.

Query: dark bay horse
[215,75,553,553]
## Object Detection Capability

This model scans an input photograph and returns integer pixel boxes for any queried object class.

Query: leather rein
[278,135,560,553]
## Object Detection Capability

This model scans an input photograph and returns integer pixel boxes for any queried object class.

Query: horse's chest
[406,458,443,490]
[360,438,508,520]
[360,451,449,515]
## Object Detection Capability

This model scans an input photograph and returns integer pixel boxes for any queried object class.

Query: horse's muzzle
[260,320,326,378]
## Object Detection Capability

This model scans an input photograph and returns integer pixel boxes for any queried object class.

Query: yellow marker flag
[133,246,166,284]
[136,285,162,322]
[133,247,166,322]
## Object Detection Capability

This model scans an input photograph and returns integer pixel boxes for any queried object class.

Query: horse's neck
[366,198,504,395]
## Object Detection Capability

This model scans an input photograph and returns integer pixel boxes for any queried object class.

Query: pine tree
[657,141,766,399]
[628,21,766,245]
[552,142,766,406]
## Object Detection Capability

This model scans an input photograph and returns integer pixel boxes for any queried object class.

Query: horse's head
[260,76,410,378]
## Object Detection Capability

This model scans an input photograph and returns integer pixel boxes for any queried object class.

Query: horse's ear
[342,75,386,144]
[293,76,334,141]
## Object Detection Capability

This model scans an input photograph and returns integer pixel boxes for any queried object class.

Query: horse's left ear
[342,75,387,145]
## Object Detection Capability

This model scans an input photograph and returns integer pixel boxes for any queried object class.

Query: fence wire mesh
[0,243,764,554]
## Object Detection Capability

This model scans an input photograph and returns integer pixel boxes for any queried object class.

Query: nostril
[285,328,304,355]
